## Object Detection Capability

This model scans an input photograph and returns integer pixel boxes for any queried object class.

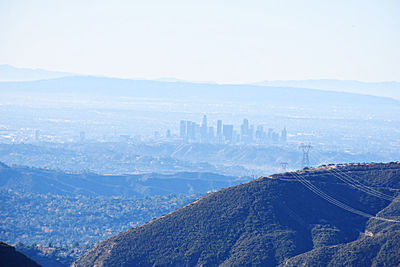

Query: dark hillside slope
[0,241,41,267]
[281,197,400,267]
[74,162,400,267]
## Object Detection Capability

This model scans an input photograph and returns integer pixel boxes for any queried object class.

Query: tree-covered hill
[281,195,400,266]
[0,161,246,248]
[0,162,243,197]
[74,162,400,267]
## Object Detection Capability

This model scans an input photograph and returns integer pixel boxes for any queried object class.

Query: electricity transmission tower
[299,144,312,169]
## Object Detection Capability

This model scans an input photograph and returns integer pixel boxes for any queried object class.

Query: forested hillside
[0,162,243,254]
[74,162,400,267]
[0,162,241,197]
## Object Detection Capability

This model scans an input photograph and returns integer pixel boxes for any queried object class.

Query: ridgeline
[74,162,400,267]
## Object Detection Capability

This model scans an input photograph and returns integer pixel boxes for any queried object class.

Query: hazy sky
[1,0,399,83]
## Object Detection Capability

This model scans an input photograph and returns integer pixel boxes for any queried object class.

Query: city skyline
[179,115,287,145]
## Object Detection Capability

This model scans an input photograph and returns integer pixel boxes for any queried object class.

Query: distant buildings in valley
[178,115,288,145]
[25,115,287,145]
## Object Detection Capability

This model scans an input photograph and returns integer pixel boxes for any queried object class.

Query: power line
[310,150,399,202]
[289,171,400,223]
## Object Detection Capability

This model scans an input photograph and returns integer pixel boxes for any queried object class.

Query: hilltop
[74,162,400,266]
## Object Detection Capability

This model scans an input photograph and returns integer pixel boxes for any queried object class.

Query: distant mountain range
[1,75,399,124]
[1,64,399,100]
[256,79,400,100]
[74,162,400,267]
[0,76,398,107]
[0,64,74,81]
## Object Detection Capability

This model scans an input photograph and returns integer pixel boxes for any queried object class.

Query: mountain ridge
[0,76,398,105]
[255,79,400,100]
[0,64,74,81]
[0,162,242,197]
[74,162,400,267]
[2,64,399,101]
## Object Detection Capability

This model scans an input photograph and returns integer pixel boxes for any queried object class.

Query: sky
[0,0,399,83]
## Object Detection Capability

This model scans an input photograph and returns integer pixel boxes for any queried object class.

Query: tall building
[241,119,249,136]
[223,124,234,142]
[249,125,254,142]
[281,127,287,143]
[255,125,264,141]
[241,118,250,143]
[180,120,186,139]
[200,115,208,143]
[201,115,207,128]
[185,121,199,141]
[186,121,193,141]
[217,120,222,142]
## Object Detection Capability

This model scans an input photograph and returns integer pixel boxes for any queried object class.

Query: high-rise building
[249,125,254,142]
[281,127,287,143]
[186,121,192,140]
[241,119,249,139]
[217,120,222,142]
[180,120,186,139]
[241,118,252,142]
[201,115,207,127]
[186,121,198,141]
[255,125,264,141]
[200,115,208,143]
[223,124,234,142]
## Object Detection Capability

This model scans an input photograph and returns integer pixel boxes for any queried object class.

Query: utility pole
[299,143,312,169]
[280,162,288,172]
